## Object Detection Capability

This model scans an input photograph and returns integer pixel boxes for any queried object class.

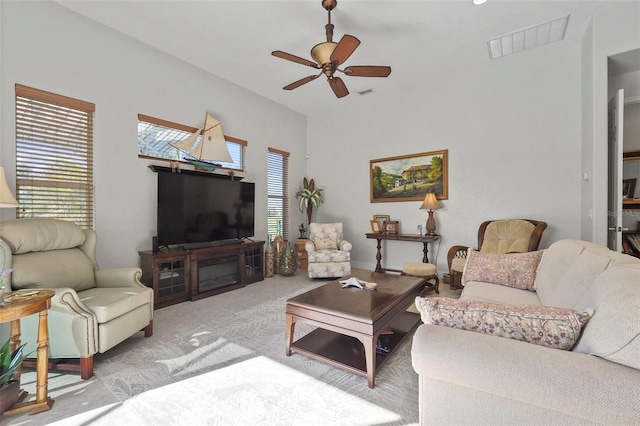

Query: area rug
[7,270,459,425]
[49,355,405,426]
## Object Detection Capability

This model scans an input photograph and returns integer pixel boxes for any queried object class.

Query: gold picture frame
[373,214,390,223]
[370,149,448,203]
[373,214,390,230]
[385,220,399,234]
[370,220,382,233]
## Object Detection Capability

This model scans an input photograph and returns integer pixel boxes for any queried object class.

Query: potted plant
[296,177,324,228]
[0,338,28,414]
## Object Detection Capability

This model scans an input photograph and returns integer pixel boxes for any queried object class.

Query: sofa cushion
[535,240,616,307]
[79,287,152,323]
[450,257,466,273]
[11,248,96,291]
[307,250,350,263]
[415,297,593,350]
[461,281,542,306]
[480,220,536,253]
[537,245,611,308]
[462,249,543,290]
[308,222,344,242]
[0,218,86,254]
[572,264,640,370]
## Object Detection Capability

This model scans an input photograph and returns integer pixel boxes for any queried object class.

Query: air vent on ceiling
[487,14,570,60]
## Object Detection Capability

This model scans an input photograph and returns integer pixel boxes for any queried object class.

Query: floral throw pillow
[313,237,337,250]
[415,297,594,351]
[461,249,544,290]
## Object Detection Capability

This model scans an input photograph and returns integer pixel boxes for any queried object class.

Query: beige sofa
[0,218,154,379]
[412,239,640,425]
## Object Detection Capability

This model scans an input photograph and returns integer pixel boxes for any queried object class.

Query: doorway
[608,48,640,253]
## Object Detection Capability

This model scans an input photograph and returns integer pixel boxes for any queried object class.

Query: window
[15,84,95,228]
[137,114,246,171]
[267,148,289,242]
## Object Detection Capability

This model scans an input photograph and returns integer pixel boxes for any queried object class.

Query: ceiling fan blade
[330,35,360,65]
[272,50,319,69]
[343,65,391,77]
[283,74,321,91]
[328,77,349,98]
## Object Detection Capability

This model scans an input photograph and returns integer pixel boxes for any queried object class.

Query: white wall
[0,1,307,268]
[589,3,640,245]
[580,18,595,242]
[307,42,583,274]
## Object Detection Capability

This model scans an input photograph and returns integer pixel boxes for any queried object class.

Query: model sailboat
[170,113,232,170]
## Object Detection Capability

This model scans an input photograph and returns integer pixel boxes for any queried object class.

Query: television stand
[180,239,241,250]
[139,240,264,309]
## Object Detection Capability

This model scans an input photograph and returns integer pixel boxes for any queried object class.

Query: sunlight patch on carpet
[18,370,95,401]
[49,356,401,426]
[155,336,253,378]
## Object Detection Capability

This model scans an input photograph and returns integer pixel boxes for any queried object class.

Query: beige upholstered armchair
[447,219,547,290]
[0,218,154,379]
[305,222,352,278]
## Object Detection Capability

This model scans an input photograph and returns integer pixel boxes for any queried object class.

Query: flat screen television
[157,170,255,248]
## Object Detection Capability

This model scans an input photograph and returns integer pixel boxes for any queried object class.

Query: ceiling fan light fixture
[272,0,390,98]
[311,42,337,65]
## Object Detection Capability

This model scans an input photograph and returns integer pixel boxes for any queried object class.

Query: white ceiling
[53,0,633,116]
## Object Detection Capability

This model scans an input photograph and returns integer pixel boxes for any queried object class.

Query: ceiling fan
[271,0,391,99]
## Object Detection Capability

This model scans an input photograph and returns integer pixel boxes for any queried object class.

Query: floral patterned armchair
[305,222,352,278]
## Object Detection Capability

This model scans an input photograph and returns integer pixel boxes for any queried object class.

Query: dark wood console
[139,240,264,309]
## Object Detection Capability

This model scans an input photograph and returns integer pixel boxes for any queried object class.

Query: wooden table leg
[374,238,383,273]
[285,314,294,356]
[361,336,376,388]
[35,310,49,406]
[9,319,22,381]
[422,242,430,263]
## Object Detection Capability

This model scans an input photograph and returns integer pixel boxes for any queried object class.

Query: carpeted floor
[4,269,460,426]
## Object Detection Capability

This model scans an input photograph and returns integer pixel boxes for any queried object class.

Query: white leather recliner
[0,218,154,379]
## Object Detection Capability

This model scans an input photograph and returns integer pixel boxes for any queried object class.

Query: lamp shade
[419,192,441,211]
[0,165,18,208]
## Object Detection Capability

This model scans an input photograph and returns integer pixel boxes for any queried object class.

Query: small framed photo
[385,220,399,234]
[373,214,390,230]
[370,220,381,233]
[373,214,390,223]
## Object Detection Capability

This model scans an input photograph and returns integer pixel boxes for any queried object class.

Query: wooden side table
[0,289,55,415]
[365,233,439,273]
[295,239,308,269]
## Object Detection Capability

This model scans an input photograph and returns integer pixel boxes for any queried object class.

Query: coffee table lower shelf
[289,311,419,383]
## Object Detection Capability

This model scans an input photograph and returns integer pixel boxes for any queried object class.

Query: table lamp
[0,165,18,207]
[0,165,17,300]
[419,192,442,236]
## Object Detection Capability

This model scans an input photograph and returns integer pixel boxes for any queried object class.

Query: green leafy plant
[0,339,28,387]
[296,177,324,228]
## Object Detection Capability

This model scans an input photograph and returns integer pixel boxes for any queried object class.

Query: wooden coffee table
[285,270,425,388]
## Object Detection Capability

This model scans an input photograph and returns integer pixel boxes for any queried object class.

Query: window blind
[15,84,95,229]
[267,148,290,242]
[137,114,246,171]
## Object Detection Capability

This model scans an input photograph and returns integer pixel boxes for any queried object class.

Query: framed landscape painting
[370,150,448,203]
